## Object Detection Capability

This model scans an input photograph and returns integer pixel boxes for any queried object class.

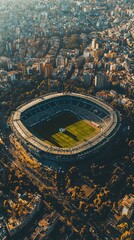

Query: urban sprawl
[0,1,134,240]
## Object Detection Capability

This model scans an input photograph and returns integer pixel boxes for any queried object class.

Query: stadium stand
[10,93,121,163]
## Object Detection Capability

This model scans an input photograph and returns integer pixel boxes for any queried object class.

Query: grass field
[31,111,100,148]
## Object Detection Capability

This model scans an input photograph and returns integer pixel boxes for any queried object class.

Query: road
[0,137,100,239]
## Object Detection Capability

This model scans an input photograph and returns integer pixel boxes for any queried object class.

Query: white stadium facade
[10,93,121,166]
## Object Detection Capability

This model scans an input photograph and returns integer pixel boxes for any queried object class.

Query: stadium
[10,93,121,166]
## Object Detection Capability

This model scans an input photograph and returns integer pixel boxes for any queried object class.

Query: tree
[120,230,133,240]
[80,225,93,239]
[117,222,128,233]
[79,201,85,210]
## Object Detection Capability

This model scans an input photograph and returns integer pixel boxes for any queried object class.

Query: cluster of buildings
[0,157,60,240]
[105,194,134,238]
[0,0,133,97]
[96,90,134,111]
[0,163,8,240]
[0,163,42,239]
[0,0,134,239]
[5,192,41,237]
[30,211,59,240]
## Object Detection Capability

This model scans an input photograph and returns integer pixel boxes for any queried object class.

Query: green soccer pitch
[31,111,100,148]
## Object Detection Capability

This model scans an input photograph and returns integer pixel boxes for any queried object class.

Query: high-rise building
[56,55,68,67]
[95,72,108,89]
[92,38,97,49]
[83,71,93,85]
[22,66,26,77]
[83,49,90,58]
[44,63,53,78]
[90,48,104,58]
